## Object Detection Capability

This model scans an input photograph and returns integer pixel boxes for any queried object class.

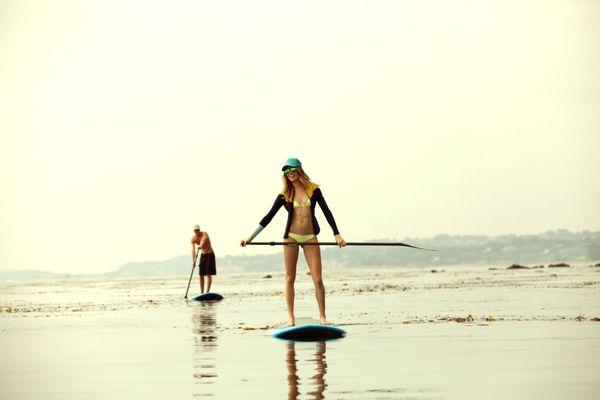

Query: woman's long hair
[281,168,312,202]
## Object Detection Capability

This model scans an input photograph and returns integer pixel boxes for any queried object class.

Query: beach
[1,263,599,399]
[2,0,599,398]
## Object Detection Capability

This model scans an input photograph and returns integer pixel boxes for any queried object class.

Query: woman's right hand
[240,237,252,247]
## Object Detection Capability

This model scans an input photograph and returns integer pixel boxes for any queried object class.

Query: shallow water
[1,265,600,399]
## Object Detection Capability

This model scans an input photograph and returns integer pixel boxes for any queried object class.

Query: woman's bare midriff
[289,207,314,235]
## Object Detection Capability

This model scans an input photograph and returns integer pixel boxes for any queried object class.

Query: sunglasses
[283,167,298,174]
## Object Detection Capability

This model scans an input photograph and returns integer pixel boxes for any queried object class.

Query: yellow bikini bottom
[288,232,316,244]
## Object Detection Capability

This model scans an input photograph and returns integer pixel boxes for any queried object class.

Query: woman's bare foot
[286,317,295,327]
[319,316,330,325]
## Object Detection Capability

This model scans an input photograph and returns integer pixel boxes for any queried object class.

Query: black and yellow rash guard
[255,183,340,239]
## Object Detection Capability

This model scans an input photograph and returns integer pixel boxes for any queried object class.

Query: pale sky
[1,0,599,274]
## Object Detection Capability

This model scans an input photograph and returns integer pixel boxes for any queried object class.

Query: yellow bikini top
[293,198,311,208]
[280,182,319,208]
[282,182,319,208]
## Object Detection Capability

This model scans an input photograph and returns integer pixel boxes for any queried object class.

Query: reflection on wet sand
[286,341,327,400]
[192,302,218,397]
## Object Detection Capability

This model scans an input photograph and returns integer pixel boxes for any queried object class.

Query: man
[190,224,216,293]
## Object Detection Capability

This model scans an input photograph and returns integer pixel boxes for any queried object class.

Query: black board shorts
[199,252,216,276]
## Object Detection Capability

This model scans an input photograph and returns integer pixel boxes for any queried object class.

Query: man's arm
[191,240,197,265]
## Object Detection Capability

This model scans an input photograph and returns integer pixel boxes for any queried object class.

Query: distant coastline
[1,229,598,281]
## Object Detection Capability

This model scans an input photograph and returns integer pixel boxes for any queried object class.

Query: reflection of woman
[241,158,346,326]
[286,341,328,400]
[286,342,299,400]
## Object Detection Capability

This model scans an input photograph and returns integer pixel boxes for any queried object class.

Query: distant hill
[326,229,600,268]
[105,255,191,277]
[1,230,598,280]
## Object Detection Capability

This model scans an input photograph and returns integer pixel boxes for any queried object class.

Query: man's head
[193,224,201,234]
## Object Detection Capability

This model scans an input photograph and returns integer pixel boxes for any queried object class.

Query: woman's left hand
[334,234,346,248]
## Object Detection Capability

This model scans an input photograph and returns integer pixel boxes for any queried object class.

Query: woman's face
[285,168,299,182]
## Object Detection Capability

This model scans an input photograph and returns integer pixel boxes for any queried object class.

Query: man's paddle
[247,242,438,251]
[184,247,201,299]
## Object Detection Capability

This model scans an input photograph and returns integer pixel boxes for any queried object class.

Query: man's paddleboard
[271,324,346,341]
[191,292,223,302]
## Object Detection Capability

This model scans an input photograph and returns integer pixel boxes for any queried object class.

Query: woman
[241,158,346,326]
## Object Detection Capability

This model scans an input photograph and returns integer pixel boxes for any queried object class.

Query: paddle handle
[246,242,438,251]
[184,247,201,299]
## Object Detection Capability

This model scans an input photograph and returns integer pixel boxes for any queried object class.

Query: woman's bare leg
[303,237,329,324]
[283,238,299,326]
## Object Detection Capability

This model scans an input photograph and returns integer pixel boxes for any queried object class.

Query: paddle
[247,242,438,251]
[184,247,201,299]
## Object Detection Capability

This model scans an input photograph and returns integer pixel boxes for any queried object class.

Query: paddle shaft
[184,247,201,299]
[247,242,438,251]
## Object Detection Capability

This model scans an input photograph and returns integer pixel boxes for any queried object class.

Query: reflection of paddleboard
[191,292,223,302]
[271,324,346,341]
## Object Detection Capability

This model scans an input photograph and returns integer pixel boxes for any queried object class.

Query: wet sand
[1,264,599,399]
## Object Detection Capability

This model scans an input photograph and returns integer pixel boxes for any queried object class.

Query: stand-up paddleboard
[271,323,346,341]
[191,292,224,302]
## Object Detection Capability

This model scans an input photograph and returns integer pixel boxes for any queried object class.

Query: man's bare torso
[191,232,214,254]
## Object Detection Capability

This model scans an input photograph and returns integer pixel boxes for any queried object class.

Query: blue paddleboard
[191,292,224,302]
[271,324,346,341]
